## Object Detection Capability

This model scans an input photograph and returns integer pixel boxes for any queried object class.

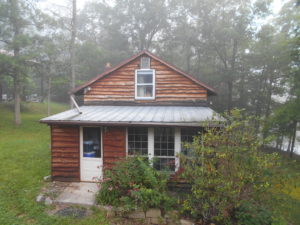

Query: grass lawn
[0,102,299,225]
[0,102,108,225]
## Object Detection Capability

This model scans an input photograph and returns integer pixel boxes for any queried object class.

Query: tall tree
[113,0,168,51]
[70,0,77,107]
[0,0,37,125]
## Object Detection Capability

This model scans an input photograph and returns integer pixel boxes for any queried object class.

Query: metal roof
[41,106,224,127]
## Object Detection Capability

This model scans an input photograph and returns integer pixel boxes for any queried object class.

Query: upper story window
[135,69,155,99]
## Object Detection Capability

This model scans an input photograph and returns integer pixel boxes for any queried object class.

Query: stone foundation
[98,206,194,225]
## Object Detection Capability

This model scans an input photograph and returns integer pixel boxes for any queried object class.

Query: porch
[41,105,223,182]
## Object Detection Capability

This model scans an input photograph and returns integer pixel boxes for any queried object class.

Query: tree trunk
[47,76,51,116]
[275,135,280,150]
[287,133,292,152]
[227,38,238,112]
[238,73,246,108]
[14,77,21,125]
[290,121,297,158]
[279,135,283,151]
[0,79,2,103]
[227,81,233,112]
[70,0,77,108]
[40,71,44,103]
[254,68,266,132]
[11,0,21,125]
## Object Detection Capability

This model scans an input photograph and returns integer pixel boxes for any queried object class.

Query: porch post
[174,127,181,172]
[148,127,154,162]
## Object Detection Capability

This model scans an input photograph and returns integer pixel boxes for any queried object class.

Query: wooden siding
[51,125,80,181]
[103,127,126,169]
[84,56,207,103]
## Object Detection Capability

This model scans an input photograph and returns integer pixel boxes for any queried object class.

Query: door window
[83,127,101,158]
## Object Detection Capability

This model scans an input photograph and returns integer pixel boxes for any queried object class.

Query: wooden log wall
[84,56,207,103]
[51,125,80,181]
[103,127,126,169]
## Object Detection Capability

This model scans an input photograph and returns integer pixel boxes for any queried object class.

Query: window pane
[137,85,153,98]
[83,127,101,158]
[128,127,148,156]
[153,158,175,171]
[154,128,175,157]
[137,74,153,84]
[181,128,202,156]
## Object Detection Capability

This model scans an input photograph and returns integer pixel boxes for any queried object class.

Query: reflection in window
[128,127,148,156]
[153,127,175,172]
[83,127,101,158]
[181,128,202,156]
[136,69,154,98]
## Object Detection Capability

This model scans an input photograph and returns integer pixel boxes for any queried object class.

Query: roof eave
[40,120,224,127]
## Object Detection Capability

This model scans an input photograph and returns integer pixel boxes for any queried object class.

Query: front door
[80,127,103,182]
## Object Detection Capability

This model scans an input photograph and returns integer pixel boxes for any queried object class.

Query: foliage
[180,109,287,224]
[97,157,174,214]
[234,201,274,225]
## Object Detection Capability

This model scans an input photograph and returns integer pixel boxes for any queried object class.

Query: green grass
[0,102,108,225]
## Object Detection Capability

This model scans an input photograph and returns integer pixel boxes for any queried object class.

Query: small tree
[181,109,284,224]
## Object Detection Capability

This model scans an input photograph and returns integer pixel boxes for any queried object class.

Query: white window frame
[126,127,180,172]
[135,69,155,100]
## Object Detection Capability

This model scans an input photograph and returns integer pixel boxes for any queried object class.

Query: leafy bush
[234,201,273,225]
[97,157,174,214]
[180,109,287,224]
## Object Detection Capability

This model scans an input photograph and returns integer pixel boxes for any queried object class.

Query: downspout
[70,95,82,114]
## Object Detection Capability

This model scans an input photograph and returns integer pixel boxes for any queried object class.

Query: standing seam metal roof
[40,106,224,127]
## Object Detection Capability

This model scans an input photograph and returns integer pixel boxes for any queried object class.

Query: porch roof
[40,105,224,127]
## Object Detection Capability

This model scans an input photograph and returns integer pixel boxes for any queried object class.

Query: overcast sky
[38,0,287,14]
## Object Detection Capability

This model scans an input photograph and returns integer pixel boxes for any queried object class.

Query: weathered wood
[84,56,208,103]
[84,100,208,106]
[103,127,126,169]
[51,125,80,181]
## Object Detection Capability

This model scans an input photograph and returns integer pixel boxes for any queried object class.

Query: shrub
[97,157,174,214]
[234,201,273,225]
[180,109,287,224]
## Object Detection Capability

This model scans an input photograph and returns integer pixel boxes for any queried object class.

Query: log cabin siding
[51,125,80,181]
[103,127,126,169]
[84,56,207,103]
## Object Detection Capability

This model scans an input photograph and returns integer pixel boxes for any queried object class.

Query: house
[40,50,223,182]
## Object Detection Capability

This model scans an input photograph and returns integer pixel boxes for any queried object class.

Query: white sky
[38,0,286,14]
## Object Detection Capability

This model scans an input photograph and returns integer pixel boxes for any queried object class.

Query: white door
[80,127,103,182]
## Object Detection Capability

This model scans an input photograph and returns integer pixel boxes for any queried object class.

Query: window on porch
[128,127,148,156]
[181,128,202,156]
[153,127,176,172]
[127,127,200,172]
